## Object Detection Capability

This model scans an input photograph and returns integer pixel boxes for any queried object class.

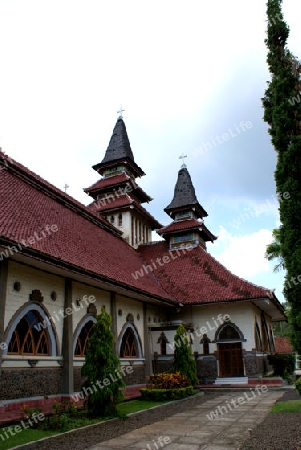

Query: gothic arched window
[8,310,49,355]
[201,334,210,355]
[120,328,138,358]
[74,320,94,356]
[157,332,169,355]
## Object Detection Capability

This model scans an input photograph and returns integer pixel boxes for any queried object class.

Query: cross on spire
[179,152,187,168]
[117,105,125,119]
[63,184,69,193]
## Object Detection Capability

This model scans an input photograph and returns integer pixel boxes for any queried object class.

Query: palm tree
[265,228,285,272]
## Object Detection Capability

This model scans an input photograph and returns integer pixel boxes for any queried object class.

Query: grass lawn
[0,428,59,450]
[271,400,301,413]
[0,399,170,450]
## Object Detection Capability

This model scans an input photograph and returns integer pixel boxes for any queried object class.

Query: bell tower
[85,113,162,247]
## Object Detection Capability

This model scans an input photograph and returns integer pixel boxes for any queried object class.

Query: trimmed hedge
[268,353,296,377]
[295,377,301,396]
[139,386,194,401]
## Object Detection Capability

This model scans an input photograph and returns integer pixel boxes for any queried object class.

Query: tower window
[110,215,115,224]
[118,213,122,226]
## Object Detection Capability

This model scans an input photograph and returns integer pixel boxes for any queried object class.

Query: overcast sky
[1,0,301,304]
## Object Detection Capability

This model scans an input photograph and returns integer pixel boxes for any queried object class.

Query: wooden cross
[63,184,69,193]
[179,153,187,168]
[117,105,125,119]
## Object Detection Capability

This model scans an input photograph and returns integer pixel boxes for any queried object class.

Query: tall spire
[101,117,135,164]
[164,166,207,219]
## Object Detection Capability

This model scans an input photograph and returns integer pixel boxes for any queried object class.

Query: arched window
[200,334,210,355]
[157,332,169,355]
[8,310,49,355]
[120,328,138,358]
[219,325,240,340]
[110,215,115,224]
[74,320,94,356]
[215,322,245,342]
[118,213,122,226]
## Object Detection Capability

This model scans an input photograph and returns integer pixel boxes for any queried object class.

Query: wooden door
[218,342,244,377]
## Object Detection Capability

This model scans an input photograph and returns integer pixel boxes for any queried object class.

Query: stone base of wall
[244,353,269,376]
[0,368,62,400]
[152,358,173,374]
[196,356,218,379]
[74,364,146,391]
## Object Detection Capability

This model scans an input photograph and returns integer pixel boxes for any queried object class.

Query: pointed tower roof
[164,167,208,219]
[92,117,145,177]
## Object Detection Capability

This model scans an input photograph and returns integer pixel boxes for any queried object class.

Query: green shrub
[147,372,189,389]
[139,386,194,401]
[295,377,301,396]
[268,353,296,377]
[173,325,198,387]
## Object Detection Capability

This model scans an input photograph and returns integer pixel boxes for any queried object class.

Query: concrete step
[214,377,248,385]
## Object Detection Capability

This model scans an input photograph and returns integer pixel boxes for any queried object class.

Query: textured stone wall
[152,359,173,374]
[244,353,268,376]
[73,364,146,391]
[0,368,62,400]
[196,356,218,378]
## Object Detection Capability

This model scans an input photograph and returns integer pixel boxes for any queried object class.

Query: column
[0,260,8,379]
[62,278,73,394]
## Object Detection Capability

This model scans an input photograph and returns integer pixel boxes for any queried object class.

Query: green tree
[273,302,292,337]
[262,0,301,353]
[265,228,285,272]
[173,325,198,387]
[81,307,125,417]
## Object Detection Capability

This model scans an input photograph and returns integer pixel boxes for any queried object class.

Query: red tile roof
[0,151,284,317]
[88,195,162,229]
[138,241,275,305]
[85,173,130,192]
[0,152,173,302]
[274,337,294,353]
[84,174,152,202]
[157,219,204,234]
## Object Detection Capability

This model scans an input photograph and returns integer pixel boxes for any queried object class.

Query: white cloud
[210,226,272,279]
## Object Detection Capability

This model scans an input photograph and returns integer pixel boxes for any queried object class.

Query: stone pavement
[88,389,284,450]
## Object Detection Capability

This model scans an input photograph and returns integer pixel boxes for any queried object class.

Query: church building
[0,114,285,408]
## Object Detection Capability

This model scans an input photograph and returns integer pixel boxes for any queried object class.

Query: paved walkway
[88,390,284,450]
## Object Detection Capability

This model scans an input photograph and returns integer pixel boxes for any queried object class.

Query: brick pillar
[0,260,8,380]
[110,292,118,354]
[62,278,73,394]
[143,303,151,376]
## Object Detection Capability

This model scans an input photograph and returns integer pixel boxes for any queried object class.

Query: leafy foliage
[263,0,301,352]
[139,386,194,401]
[265,228,285,272]
[147,371,189,389]
[295,377,301,396]
[81,307,125,417]
[173,325,198,386]
[268,353,296,378]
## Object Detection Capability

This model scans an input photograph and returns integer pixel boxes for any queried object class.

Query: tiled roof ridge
[139,240,272,299]
[198,244,273,296]
[0,150,122,239]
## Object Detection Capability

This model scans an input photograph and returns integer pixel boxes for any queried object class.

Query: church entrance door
[218,342,244,377]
